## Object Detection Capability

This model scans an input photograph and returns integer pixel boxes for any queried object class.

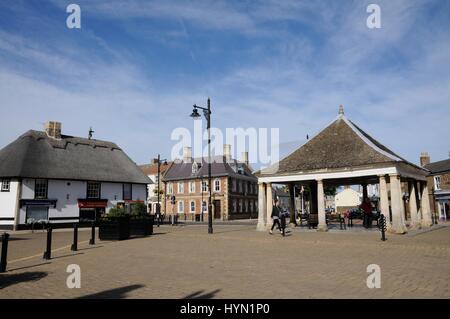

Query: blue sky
[0,0,449,167]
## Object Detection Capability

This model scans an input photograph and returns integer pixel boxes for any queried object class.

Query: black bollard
[1,233,9,273]
[43,226,53,260]
[89,221,95,245]
[378,214,387,241]
[71,223,78,251]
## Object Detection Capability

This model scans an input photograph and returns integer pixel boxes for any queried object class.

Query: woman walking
[269,199,282,235]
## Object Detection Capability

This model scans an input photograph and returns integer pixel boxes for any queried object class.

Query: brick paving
[1,224,450,299]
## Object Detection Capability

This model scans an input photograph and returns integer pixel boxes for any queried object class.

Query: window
[35,179,48,199]
[192,162,199,174]
[168,182,173,194]
[87,181,101,199]
[189,181,196,193]
[123,183,132,200]
[26,206,48,223]
[202,181,208,192]
[214,179,221,192]
[1,179,11,192]
[434,176,442,191]
[178,200,184,213]
[244,182,248,194]
[190,200,196,213]
[239,199,243,213]
[238,180,242,193]
[232,199,237,213]
[202,201,207,213]
[178,182,184,194]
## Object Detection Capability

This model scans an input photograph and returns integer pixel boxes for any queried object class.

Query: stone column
[389,174,407,234]
[408,181,420,229]
[362,184,368,200]
[378,175,391,229]
[288,183,297,226]
[420,181,433,227]
[266,183,273,230]
[257,183,267,231]
[317,179,328,232]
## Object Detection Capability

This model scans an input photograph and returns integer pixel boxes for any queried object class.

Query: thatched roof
[0,130,151,184]
[258,110,420,176]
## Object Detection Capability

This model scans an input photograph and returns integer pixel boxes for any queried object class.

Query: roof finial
[88,127,94,140]
[338,105,344,116]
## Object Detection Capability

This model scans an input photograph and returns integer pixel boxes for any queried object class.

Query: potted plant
[129,202,154,237]
[98,206,130,240]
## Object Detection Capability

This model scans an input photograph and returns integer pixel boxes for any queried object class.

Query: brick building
[421,152,450,221]
[163,146,258,221]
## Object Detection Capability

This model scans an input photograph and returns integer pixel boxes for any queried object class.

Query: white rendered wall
[0,179,19,226]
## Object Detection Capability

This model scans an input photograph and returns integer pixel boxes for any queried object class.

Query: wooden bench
[307,214,319,229]
[326,213,346,230]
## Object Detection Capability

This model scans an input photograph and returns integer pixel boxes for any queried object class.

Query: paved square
[1,224,450,298]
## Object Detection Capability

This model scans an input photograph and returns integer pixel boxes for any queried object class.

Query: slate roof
[163,156,257,182]
[425,158,450,174]
[258,112,423,176]
[0,130,151,184]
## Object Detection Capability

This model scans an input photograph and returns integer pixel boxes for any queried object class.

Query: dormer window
[192,162,199,174]
[237,166,244,175]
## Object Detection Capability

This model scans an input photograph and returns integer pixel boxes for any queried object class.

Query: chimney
[183,147,192,162]
[241,152,249,165]
[338,105,344,116]
[420,152,430,167]
[44,121,62,139]
[151,158,159,165]
[223,144,232,162]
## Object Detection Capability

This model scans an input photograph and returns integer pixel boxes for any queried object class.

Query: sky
[0,0,449,168]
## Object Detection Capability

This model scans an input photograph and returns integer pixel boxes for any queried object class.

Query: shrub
[108,206,127,218]
[131,202,147,217]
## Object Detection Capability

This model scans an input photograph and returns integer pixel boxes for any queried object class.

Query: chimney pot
[183,147,192,163]
[44,121,62,139]
[420,152,430,167]
[223,144,232,162]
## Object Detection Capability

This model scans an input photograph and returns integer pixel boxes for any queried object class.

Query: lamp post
[155,154,168,227]
[190,98,213,234]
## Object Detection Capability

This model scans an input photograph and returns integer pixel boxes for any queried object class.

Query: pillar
[378,175,391,229]
[288,183,297,226]
[389,174,407,234]
[317,179,327,232]
[420,181,433,227]
[408,181,420,229]
[257,183,267,231]
[362,183,368,200]
[266,183,273,230]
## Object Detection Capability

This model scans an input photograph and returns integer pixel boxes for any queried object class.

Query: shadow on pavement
[77,284,145,299]
[0,271,48,289]
[183,289,221,299]
[6,262,51,272]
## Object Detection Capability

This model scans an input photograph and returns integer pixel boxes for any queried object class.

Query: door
[213,200,221,219]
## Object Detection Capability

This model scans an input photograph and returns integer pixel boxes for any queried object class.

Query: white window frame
[214,179,221,192]
[190,200,196,213]
[178,182,184,194]
[1,179,11,192]
[167,182,173,194]
[201,181,208,192]
[434,176,442,191]
[178,200,184,213]
[189,181,196,193]
[202,201,207,213]
[232,199,237,213]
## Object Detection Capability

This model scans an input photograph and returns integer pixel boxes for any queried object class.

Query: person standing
[269,199,282,235]
[360,197,373,228]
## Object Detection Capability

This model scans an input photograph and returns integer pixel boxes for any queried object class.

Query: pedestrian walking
[269,199,282,235]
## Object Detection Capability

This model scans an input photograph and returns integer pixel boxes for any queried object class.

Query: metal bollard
[89,221,95,245]
[43,226,53,260]
[378,214,387,241]
[1,233,10,273]
[71,223,78,251]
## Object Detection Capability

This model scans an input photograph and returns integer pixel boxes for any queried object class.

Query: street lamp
[155,154,168,227]
[190,98,213,234]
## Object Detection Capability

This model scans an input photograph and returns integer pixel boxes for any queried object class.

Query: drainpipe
[13,178,22,231]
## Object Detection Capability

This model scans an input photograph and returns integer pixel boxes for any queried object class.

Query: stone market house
[163,145,258,221]
[421,152,450,221]
[0,122,151,230]
[256,106,433,234]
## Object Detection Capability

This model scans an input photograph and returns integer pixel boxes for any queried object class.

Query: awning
[20,199,57,208]
[78,199,108,208]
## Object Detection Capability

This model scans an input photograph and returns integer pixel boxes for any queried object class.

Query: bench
[326,213,346,230]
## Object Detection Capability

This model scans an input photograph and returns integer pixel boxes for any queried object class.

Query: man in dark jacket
[269,199,282,235]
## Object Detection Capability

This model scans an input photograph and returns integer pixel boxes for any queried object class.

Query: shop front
[78,199,108,222]
[20,199,57,224]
